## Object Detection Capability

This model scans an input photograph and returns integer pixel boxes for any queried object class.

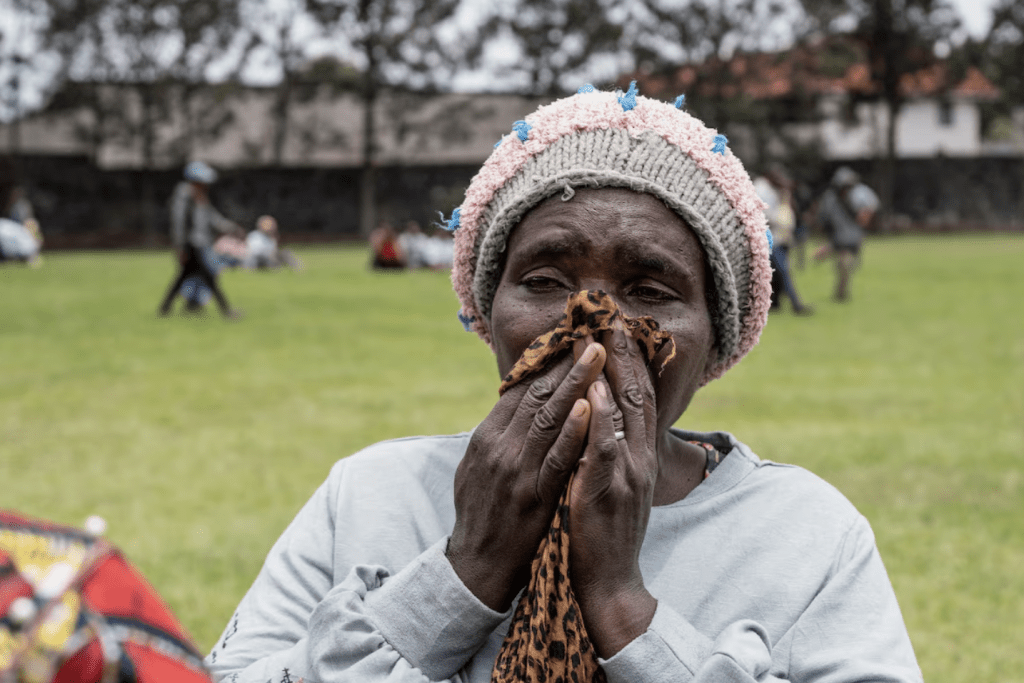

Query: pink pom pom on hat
[449,83,773,384]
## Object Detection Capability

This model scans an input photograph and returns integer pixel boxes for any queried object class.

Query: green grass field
[1,235,1021,681]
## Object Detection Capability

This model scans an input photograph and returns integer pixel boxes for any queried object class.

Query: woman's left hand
[568,320,660,658]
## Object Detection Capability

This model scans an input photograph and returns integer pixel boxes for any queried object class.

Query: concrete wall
[0,87,550,171]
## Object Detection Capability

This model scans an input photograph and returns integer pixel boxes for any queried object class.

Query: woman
[208,86,921,682]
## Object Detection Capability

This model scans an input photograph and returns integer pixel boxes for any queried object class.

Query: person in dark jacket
[157,161,243,318]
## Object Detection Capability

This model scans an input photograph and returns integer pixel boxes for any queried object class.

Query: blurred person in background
[0,156,43,267]
[399,219,456,270]
[245,215,301,270]
[207,87,921,683]
[754,166,813,315]
[815,166,879,302]
[398,219,431,269]
[422,224,455,270]
[157,161,244,319]
[791,181,814,270]
[368,220,407,270]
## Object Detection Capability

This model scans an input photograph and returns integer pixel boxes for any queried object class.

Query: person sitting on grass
[368,221,407,270]
[208,86,922,683]
[245,215,301,270]
[0,216,43,267]
[0,157,43,267]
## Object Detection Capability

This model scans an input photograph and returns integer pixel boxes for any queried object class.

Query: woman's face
[488,187,717,435]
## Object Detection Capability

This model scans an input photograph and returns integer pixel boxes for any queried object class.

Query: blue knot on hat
[711,134,729,155]
[443,207,461,232]
[511,120,532,142]
[674,94,686,109]
[457,309,476,331]
[618,81,638,112]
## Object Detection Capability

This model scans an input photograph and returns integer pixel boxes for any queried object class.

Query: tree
[470,0,625,96]
[28,0,244,240]
[631,0,794,129]
[1,1,54,154]
[234,0,313,166]
[983,0,1024,215]
[628,0,827,175]
[307,0,465,235]
[985,0,1024,104]
[821,0,961,223]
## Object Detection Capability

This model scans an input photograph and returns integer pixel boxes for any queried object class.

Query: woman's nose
[577,284,635,317]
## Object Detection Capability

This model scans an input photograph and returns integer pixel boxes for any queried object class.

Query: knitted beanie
[449,84,773,384]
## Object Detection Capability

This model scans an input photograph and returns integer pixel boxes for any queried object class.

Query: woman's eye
[522,276,565,290]
[631,285,676,302]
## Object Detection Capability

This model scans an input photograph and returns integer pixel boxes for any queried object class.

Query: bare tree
[235,0,312,166]
[29,0,244,240]
[167,1,247,165]
[470,0,625,96]
[307,0,463,236]
[1,1,53,154]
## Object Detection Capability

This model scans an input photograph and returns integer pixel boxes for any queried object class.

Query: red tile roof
[629,40,999,102]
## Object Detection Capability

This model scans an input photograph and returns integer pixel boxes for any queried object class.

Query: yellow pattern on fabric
[36,591,81,651]
[0,529,88,588]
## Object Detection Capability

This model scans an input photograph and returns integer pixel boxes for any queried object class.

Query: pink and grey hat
[448,83,773,384]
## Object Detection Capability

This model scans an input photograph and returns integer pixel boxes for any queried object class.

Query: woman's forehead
[508,188,705,266]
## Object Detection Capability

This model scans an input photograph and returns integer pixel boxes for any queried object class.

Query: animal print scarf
[491,290,675,683]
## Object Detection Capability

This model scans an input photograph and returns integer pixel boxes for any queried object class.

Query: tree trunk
[878,98,899,233]
[358,47,379,237]
[141,85,158,246]
[88,86,105,238]
[272,76,291,166]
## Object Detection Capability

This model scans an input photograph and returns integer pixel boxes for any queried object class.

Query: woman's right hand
[446,342,606,611]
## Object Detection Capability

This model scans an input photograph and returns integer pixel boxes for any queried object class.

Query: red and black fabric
[0,510,214,683]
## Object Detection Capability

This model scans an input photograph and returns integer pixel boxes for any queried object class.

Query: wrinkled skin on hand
[446,345,607,611]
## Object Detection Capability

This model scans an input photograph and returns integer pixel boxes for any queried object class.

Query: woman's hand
[569,321,660,656]
[446,342,607,611]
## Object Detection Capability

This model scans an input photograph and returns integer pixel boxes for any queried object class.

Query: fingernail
[580,343,599,365]
[571,399,588,417]
[593,381,607,399]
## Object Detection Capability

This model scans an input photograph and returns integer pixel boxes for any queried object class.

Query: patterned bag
[0,510,214,683]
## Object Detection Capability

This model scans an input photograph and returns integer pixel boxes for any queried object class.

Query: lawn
[1,235,1021,681]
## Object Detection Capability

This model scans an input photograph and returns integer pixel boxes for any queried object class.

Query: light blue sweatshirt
[207,430,922,683]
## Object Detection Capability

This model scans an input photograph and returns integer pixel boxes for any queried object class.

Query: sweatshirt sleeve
[209,206,237,235]
[207,463,509,683]
[599,515,922,683]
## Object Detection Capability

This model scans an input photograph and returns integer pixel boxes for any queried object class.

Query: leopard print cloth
[491,474,602,683]
[497,290,676,395]
[492,291,676,683]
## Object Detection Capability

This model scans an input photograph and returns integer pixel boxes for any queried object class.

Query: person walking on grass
[815,166,879,302]
[754,166,813,315]
[158,161,243,319]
